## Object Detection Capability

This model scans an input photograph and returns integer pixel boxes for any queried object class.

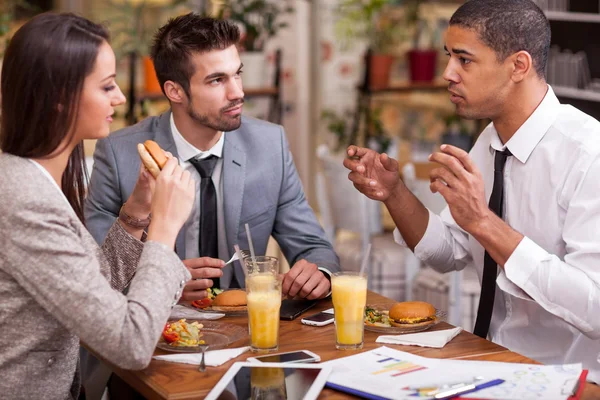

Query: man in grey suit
[86,14,339,302]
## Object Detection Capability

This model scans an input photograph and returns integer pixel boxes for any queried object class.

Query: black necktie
[189,155,220,289]
[473,148,512,339]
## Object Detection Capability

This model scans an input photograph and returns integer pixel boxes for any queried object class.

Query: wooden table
[108,291,599,399]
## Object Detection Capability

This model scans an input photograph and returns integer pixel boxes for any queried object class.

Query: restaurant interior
[1,0,600,399]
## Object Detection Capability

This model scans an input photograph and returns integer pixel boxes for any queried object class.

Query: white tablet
[205,361,332,400]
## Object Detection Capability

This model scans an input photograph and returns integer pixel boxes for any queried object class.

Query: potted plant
[336,0,423,88]
[100,0,188,95]
[322,107,393,155]
[407,13,441,83]
[400,110,436,161]
[1,0,38,56]
[321,109,352,153]
[217,0,294,88]
[365,107,394,154]
[1,0,38,101]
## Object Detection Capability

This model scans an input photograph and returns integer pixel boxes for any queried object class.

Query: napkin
[169,305,225,320]
[153,346,250,366]
[376,327,462,348]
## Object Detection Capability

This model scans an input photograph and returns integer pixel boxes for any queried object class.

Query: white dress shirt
[170,115,333,289]
[170,115,230,270]
[395,86,600,382]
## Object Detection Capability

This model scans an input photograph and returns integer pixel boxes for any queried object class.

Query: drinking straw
[244,223,257,268]
[234,244,248,279]
[359,243,372,277]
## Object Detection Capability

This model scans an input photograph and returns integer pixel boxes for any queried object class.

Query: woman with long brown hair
[0,13,195,399]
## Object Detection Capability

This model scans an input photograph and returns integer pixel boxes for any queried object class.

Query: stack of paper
[323,347,582,400]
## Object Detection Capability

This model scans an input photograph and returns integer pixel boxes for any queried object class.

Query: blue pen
[434,379,505,399]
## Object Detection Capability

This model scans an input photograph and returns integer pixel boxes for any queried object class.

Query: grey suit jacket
[86,112,339,287]
[0,154,190,400]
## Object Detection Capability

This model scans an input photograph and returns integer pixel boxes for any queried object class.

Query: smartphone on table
[280,299,317,320]
[300,308,335,327]
[247,350,321,364]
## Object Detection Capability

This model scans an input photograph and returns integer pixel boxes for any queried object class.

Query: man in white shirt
[344,0,600,382]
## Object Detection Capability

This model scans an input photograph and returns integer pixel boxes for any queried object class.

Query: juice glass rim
[333,271,367,278]
[243,255,279,263]
[244,256,279,277]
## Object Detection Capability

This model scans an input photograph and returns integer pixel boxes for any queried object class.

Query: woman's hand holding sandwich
[146,157,195,249]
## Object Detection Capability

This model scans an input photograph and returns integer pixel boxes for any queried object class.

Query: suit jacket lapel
[154,111,178,157]
[153,111,186,259]
[223,132,246,285]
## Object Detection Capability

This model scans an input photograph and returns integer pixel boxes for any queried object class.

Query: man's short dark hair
[450,0,551,78]
[150,13,240,98]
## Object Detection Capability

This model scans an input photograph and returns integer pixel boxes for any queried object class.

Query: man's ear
[164,80,186,104]
[510,50,534,83]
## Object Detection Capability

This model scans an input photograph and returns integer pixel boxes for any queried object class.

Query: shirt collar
[28,159,71,208]
[170,113,224,162]
[489,85,560,163]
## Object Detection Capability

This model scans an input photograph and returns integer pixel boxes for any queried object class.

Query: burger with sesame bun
[388,301,437,328]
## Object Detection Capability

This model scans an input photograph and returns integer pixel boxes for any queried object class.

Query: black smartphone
[279,299,317,320]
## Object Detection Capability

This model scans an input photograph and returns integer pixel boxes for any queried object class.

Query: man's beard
[186,100,244,132]
[454,104,489,121]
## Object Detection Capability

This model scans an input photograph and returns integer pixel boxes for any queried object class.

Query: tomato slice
[192,298,212,309]
[162,324,180,344]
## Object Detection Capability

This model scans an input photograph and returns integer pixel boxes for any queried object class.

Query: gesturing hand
[429,145,490,233]
[342,145,401,202]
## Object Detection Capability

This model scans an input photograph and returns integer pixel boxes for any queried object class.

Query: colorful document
[324,346,582,400]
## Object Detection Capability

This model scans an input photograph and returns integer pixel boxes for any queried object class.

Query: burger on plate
[210,289,247,312]
[388,301,437,328]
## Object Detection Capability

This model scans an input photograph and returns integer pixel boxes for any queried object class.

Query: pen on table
[434,379,505,400]
[406,377,485,396]
[570,375,582,397]
[408,383,471,397]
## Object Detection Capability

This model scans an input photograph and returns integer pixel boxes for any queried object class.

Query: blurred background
[2,0,599,331]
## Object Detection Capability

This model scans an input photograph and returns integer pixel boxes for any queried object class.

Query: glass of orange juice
[331,271,368,350]
[245,258,281,352]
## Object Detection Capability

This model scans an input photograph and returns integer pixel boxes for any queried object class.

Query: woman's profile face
[73,41,126,142]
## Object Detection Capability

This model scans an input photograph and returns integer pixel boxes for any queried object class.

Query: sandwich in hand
[388,301,436,328]
[137,140,167,178]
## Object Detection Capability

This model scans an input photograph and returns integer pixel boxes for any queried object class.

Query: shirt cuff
[393,209,446,260]
[496,271,534,302]
[318,267,333,298]
[503,236,549,289]
[393,227,407,246]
